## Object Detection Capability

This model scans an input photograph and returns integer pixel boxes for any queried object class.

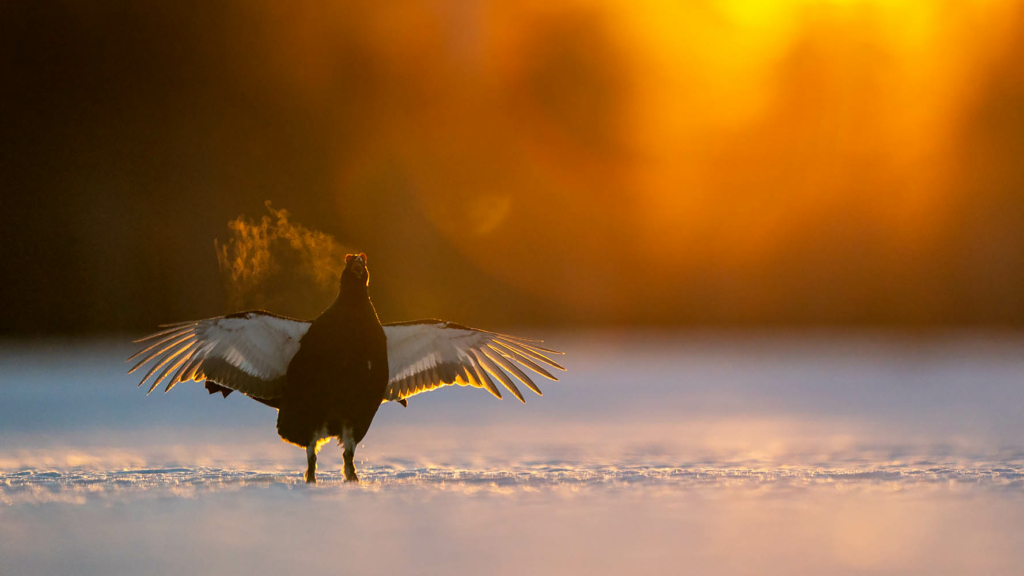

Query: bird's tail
[276,400,321,447]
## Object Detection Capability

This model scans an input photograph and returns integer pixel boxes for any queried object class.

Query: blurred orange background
[3,0,1024,332]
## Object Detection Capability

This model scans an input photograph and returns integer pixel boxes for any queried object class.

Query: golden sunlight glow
[236,0,1024,324]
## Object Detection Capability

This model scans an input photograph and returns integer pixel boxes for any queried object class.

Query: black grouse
[127,253,565,483]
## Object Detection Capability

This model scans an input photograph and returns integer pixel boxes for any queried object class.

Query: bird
[126,253,565,483]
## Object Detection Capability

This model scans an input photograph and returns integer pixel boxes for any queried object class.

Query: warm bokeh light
[313,0,1024,325]
[4,0,1024,331]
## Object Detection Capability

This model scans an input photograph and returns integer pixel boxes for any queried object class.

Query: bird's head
[342,253,369,288]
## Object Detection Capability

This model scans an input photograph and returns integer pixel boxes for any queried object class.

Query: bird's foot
[341,427,359,482]
[305,443,318,484]
[344,464,359,483]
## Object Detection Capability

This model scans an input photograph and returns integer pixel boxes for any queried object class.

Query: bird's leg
[342,427,359,482]
[304,443,317,484]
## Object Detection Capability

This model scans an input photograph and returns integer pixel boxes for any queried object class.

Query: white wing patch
[223,346,260,375]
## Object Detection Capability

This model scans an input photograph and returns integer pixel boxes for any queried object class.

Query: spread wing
[382,320,565,404]
[127,311,311,398]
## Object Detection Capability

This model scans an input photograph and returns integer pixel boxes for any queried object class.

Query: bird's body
[128,253,565,483]
[276,255,388,481]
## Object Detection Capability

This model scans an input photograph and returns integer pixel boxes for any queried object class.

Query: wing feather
[469,356,502,399]
[495,338,566,370]
[483,345,542,396]
[381,320,564,404]
[496,337,564,355]
[127,311,311,399]
[136,335,196,388]
[128,333,194,374]
[132,325,191,344]
[491,341,560,381]
[473,348,524,402]
[157,320,200,329]
[167,346,201,391]
[127,328,192,361]
[150,341,199,394]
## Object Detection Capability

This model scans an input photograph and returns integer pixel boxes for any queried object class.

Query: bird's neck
[339,282,368,302]
[324,284,376,321]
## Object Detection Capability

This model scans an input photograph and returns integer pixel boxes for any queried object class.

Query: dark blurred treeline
[2,1,1024,335]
